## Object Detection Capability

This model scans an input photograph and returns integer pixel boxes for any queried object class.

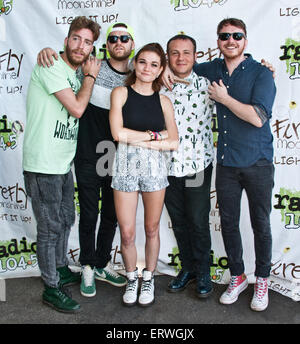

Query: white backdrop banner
[1,0,300,301]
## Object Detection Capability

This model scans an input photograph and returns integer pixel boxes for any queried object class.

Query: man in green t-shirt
[23,16,101,313]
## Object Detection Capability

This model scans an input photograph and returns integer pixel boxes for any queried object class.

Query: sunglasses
[107,35,131,44]
[218,32,246,41]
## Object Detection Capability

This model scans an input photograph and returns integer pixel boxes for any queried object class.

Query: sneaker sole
[43,300,81,313]
[167,279,196,293]
[250,303,268,312]
[138,297,155,307]
[196,288,213,299]
[219,281,249,305]
[95,275,127,287]
[80,290,96,298]
[123,299,137,307]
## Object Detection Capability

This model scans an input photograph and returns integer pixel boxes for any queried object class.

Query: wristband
[146,130,155,141]
[84,73,96,82]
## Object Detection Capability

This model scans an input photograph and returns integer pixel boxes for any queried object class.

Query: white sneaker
[250,277,268,311]
[123,269,139,307]
[138,269,155,307]
[80,265,96,297]
[219,273,248,305]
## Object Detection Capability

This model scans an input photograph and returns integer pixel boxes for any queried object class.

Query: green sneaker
[80,265,96,297]
[95,262,127,287]
[42,285,80,313]
[57,265,81,287]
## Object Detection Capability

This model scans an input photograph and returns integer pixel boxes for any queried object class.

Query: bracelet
[84,73,96,82]
[146,130,155,141]
[158,132,162,141]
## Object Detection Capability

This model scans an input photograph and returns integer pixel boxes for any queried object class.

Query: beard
[219,41,246,60]
[109,47,132,61]
[65,44,90,67]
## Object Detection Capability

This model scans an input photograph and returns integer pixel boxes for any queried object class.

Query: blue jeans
[23,170,75,288]
[216,161,274,278]
[165,164,213,276]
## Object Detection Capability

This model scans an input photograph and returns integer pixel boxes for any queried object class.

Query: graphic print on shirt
[53,77,79,141]
[162,72,214,176]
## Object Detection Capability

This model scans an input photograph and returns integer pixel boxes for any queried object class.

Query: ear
[64,37,68,49]
[194,52,197,63]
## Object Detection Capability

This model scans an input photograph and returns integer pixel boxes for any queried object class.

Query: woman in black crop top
[109,43,178,307]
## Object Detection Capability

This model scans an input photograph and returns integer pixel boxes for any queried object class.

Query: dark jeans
[75,161,117,269]
[165,163,213,276]
[23,170,75,288]
[216,161,274,278]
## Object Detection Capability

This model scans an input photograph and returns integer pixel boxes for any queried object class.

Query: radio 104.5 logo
[0,0,13,15]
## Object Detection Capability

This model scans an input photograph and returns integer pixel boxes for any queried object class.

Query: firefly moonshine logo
[0,0,13,15]
[170,0,228,11]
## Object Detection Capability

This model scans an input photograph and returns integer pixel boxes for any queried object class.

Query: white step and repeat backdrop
[1,0,300,300]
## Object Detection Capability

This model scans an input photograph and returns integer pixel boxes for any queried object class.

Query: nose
[77,38,85,49]
[143,62,151,71]
[177,52,184,61]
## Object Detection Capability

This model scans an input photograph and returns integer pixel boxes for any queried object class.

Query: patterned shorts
[111,143,169,192]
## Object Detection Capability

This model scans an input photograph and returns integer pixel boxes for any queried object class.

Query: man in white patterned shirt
[161,34,214,298]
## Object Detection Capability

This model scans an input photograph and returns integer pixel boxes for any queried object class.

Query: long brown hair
[125,43,166,92]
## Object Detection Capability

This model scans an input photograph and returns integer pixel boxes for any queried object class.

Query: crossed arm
[109,86,179,151]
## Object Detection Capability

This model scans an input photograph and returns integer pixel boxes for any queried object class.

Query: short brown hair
[125,43,166,92]
[217,18,247,37]
[68,16,100,42]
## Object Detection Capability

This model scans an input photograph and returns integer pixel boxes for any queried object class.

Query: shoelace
[254,279,267,299]
[105,264,120,278]
[57,288,70,302]
[141,279,153,294]
[227,276,239,293]
[83,267,94,287]
[126,279,137,292]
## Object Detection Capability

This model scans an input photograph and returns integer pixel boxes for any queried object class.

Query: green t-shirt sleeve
[38,58,73,95]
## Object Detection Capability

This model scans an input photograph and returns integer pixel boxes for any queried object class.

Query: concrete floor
[0,275,299,325]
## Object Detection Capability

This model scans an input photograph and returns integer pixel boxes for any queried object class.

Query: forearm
[221,94,263,128]
[72,76,95,117]
[116,129,151,143]
[130,137,178,151]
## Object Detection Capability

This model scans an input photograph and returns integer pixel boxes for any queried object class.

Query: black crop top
[122,86,165,132]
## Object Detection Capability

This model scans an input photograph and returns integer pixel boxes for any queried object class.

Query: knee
[145,222,159,239]
[120,226,136,247]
